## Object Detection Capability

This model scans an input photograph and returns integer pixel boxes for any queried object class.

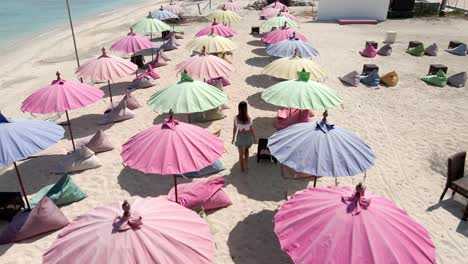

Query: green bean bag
[421,70,448,87]
[30,174,87,207]
[406,43,425,57]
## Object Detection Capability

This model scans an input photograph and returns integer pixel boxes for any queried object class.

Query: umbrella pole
[187,114,191,124]
[134,52,138,78]
[150,32,154,61]
[65,111,76,151]
[107,80,113,106]
[13,162,31,210]
[313,177,317,187]
[173,175,179,203]
[65,0,81,81]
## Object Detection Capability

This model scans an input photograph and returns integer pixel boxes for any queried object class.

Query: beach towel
[0,197,68,244]
[98,100,135,125]
[188,107,227,123]
[446,43,467,56]
[30,174,87,207]
[425,43,438,56]
[360,70,380,87]
[338,71,360,87]
[167,176,232,210]
[359,44,377,58]
[377,43,392,56]
[447,72,467,88]
[182,160,225,178]
[77,129,114,153]
[421,69,448,87]
[53,147,102,174]
[406,43,425,57]
[380,71,399,87]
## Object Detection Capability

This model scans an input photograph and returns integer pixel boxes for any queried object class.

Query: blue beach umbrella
[153,6,179,21]
[0,114,64,209]
[268,114,375,186]
[266,34,319,58]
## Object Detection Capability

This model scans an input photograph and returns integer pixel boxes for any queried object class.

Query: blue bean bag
[446,43,467,56]
[181,160,225,178]
[360,70,380,87]
[30,174,87,207]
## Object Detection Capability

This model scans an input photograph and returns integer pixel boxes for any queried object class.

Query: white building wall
[318,0,391,21]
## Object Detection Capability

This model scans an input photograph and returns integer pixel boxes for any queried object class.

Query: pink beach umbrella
[43,197,214,264]
[275,184,437,264]
[111,28,154,54]
[175,48,234,81]
[21,72,104,151]
[264,0,289,11]
[75,48,137,105]
[262,25,307,44]
[195,20,237,38]
[164,0,184,16]
[121,114,224,202]
[217,1,242,12]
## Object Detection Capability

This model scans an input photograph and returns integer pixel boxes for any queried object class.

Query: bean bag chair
[98,100,135,125]
[406,43,425,57]
[206,77,231,89]
[164,31,184,40]
[338,71,360,87]
[359,44,377,58]
[360,70,380,87]
[380,71,399,87]
[149,54,168,68]
[0,197,68,244]
[77,129,114,153]
[30,174,87,207]
[447,72,467,88]
[122,92,141,110]
[377,43,392,56]
[167,176,232,211]
[446,43,467,56]
[52,147,102,174]
[421,69,448,87]
[182,160,225,178]
[274,108,314,131]
[160,35,180,51]
[157,49,171,61]
[128,76,158,89]
[425,43,438,56]
[188,107,227,123]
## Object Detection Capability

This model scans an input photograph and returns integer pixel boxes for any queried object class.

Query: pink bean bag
[0,197,68,244]
[167,176,232,210]
[274,108,314,131]
[359,44,377,58]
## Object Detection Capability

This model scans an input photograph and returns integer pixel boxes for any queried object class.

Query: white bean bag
[53,147,102,174]
[76,129,114,153]
[99,100,135,125]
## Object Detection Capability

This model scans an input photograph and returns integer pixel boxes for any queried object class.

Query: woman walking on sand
[232,101,256,172]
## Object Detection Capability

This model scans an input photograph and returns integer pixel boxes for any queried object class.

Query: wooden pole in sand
[65,0,80,69]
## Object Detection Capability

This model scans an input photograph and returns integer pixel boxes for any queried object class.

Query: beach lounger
[0,192,25,222]
[439,152,468,221]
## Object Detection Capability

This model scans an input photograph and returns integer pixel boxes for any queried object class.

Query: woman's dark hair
[237,101,249,123]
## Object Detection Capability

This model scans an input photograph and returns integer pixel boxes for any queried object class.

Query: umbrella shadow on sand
[251,48,269,57]
[65,113,115,138]
[117,166,193,198]
[0,155,67,196]
[427,198,468,237]
[247,40,265,47]
[245,75,280,88]
[245,57,271,68]
[227,209,293,264]
[98,81,132,100]
[226,157,310,202]
[246,92,279,112]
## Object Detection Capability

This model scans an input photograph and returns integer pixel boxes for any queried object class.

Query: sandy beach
[0,0,467,263]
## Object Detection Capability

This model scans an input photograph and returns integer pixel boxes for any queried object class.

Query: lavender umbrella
[266,34,319,58]
[0,114,64,209]
[268,113,375,186]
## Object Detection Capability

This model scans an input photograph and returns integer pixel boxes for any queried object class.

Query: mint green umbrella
[261,14,298,32]
[132,12,171,34]
[148,72,227,114]
[262,71,342,110]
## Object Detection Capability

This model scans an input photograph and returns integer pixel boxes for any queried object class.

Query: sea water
[0,0,139,49]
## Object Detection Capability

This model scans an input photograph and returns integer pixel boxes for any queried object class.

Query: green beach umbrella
[147,72,227,114]
[132,12,171,35]
[261,14,298,32]
[262,71,343,110]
